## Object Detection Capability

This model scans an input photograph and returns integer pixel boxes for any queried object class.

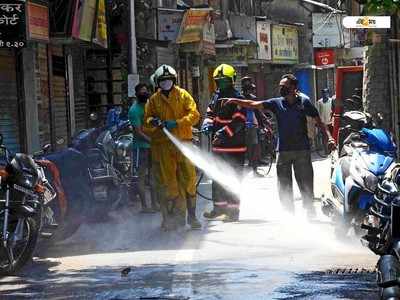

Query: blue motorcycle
[322,111,397,237]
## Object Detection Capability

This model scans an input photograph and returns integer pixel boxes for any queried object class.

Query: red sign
[27,2,49,42]
[314,49,335,67]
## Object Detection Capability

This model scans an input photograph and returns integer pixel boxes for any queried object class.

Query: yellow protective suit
[144,86,200,220]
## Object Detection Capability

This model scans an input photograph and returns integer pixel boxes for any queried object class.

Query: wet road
[0,158,379,299]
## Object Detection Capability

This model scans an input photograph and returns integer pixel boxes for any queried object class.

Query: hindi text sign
[0,1,26,48]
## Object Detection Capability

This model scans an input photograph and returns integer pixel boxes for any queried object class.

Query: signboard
[72,0,97,42]
[0,1,26,48]
[177,8,213,43]
[256,21,271,61]
[27,2,49,42]
[157,9,184,41]
[93,0,107,48]
[229,15,256,42]
[176,8,215,55]
[272,25,298,64]
[314,49,335,68]
[312,13,350,48]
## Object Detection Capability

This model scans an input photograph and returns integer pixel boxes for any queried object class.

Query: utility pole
[128,0,139,98]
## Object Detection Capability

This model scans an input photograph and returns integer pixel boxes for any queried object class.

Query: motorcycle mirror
[42,144,51,152]
[376,112,384,126]
[56,138,65,145]
[89,112,98,121]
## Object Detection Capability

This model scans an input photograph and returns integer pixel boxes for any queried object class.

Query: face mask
[137,93,149,103]
[159,80,174,91]
[216,78,232,91]
[279,86,290,97]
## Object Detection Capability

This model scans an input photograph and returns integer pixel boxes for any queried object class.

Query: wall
[363,42,392,130]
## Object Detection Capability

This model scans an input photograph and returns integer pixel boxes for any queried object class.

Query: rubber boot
[222,209,240,223]
[187,198,201,230]
[203,207,225,219]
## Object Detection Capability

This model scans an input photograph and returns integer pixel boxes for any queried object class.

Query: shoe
[203,210,224,219]
[221,214,239,223]
[188,216,202,230]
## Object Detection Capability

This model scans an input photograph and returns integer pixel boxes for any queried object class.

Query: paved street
[0,158,379,300]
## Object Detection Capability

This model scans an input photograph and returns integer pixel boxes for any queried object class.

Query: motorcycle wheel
[0,216,39,276]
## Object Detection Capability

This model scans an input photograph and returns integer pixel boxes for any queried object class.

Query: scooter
[322,111,397,237]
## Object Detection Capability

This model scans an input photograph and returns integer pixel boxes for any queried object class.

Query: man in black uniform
[202,64,246,222]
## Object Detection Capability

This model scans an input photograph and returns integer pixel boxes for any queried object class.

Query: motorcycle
[71,121,131,214]
[361,164,400,300]
[322,111,397,238]
[0,134,57,275]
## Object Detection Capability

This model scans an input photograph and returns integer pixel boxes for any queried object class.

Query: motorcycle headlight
[363,171,379,192]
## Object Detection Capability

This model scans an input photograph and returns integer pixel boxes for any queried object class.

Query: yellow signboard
[177,9,214,43]
[272,25,299,64]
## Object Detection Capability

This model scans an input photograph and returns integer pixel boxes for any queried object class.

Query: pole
[128,0,139,97]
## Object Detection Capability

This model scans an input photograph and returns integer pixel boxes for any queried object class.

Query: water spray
[162,127,242,196]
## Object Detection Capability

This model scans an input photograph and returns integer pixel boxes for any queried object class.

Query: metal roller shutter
[0,50,20,153]
[51,47,69,147]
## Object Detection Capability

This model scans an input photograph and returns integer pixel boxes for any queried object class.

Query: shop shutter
[51,47,69,147]
[0,50,20,153]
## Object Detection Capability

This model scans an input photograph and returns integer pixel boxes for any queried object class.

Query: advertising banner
[27,1,49,42]
[256,21,271,60]
[0,1,26,48]
[272,25,298,64]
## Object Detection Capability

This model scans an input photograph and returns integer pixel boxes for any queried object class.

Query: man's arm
[222,98,264,110]
[314,116,334,143]
[303,97,335,150]
[134,125,151,143]
[176,91,200,127]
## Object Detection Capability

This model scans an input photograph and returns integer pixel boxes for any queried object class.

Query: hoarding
[27,1,49,42]
[0,1,26,48]
[272,25,298,64]
[256,21,271,61]
[157,9,184,41]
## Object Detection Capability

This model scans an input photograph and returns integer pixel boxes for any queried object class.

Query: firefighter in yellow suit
[144,65,201,231]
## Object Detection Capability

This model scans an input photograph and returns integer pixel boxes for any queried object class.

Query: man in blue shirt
[224,74,335,217]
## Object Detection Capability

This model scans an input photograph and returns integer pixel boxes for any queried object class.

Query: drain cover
[325,268,376,275]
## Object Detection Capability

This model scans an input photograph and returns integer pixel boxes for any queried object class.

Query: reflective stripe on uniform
[212,147,247,153]
[227,204,240,209]
[232,112,246,121]
[215,201,228,206]
[224,126,234,137]
[215,117,232,124]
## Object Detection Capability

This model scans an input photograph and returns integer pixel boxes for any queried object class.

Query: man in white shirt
[317,88,334,130]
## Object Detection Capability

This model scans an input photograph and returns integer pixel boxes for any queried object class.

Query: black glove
[150,117,163,128]
[212,128,228,146]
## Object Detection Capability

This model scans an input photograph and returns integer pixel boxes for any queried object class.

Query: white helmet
[154,64,177,84]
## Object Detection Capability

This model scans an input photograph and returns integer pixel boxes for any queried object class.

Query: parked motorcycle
[0,134,57,275]
[358,163,400,300]
[322,111,397,238]
[71,121,132,214]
